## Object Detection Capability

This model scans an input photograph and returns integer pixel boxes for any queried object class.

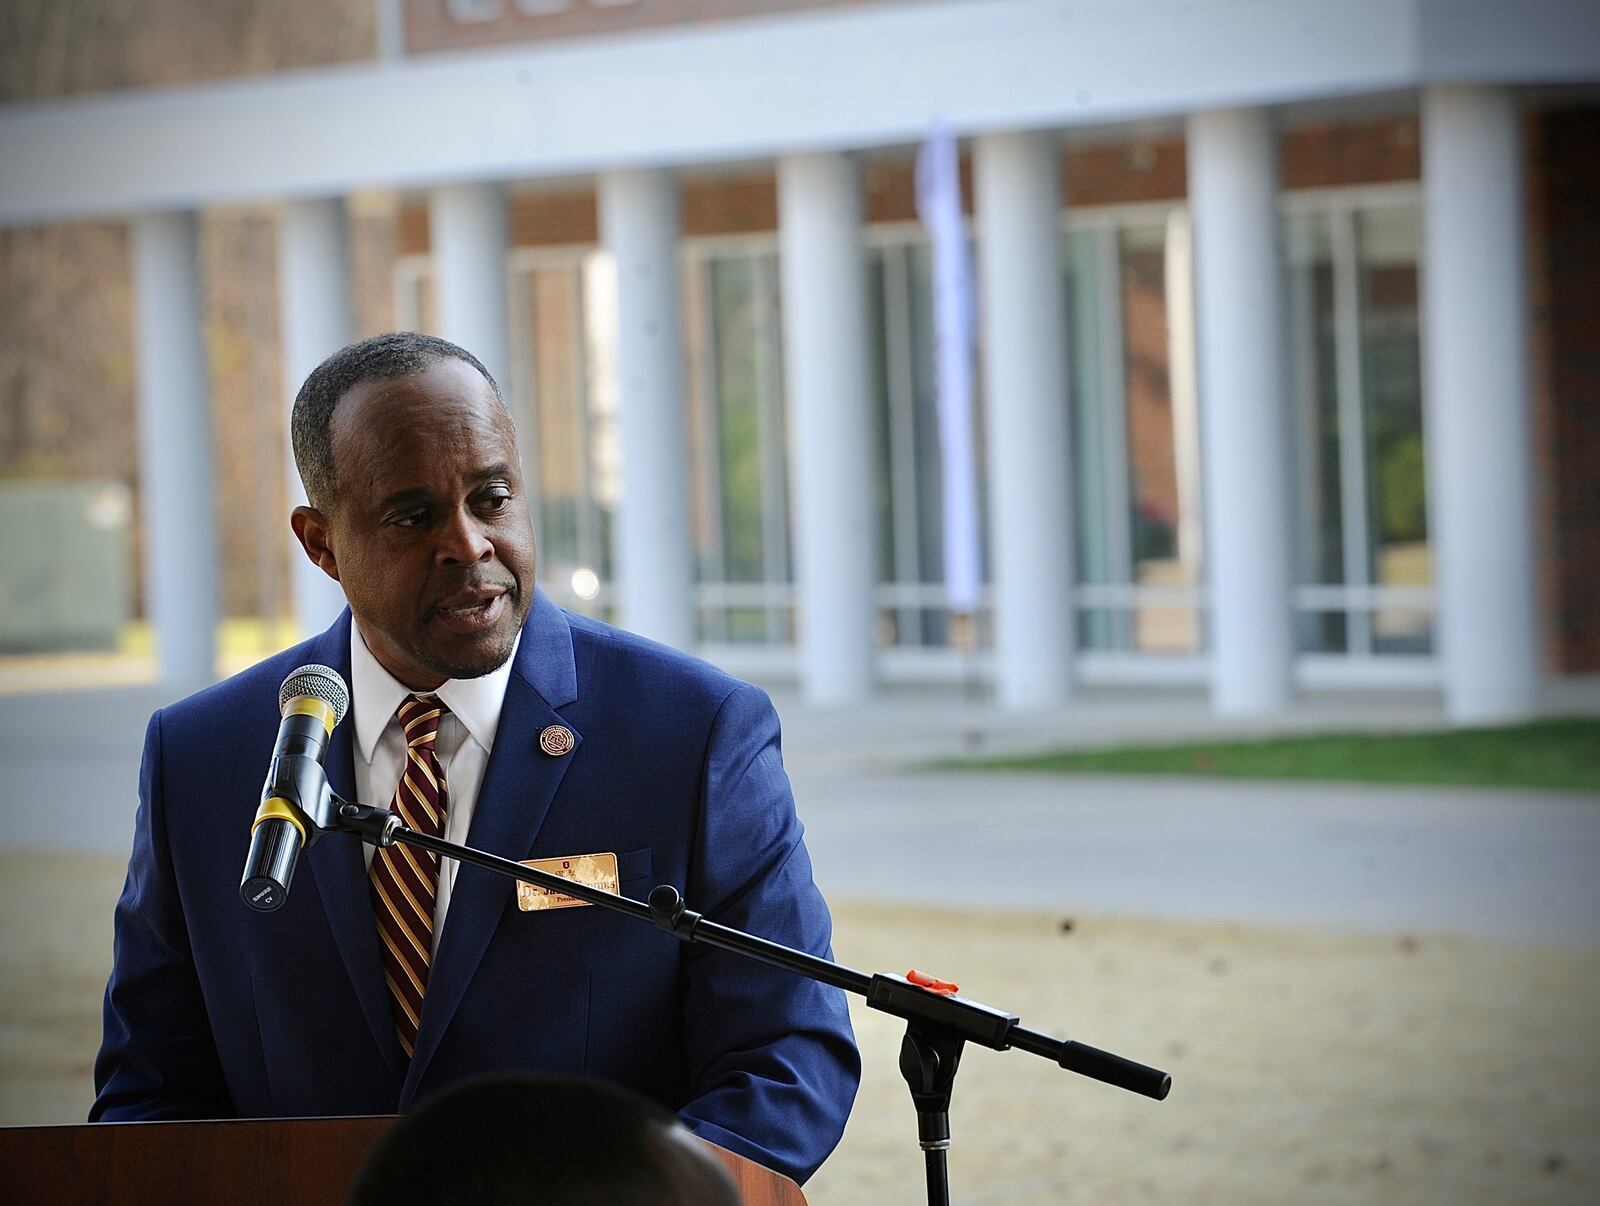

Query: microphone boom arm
[320,796,1172,1206]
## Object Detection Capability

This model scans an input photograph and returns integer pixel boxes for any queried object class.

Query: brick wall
[403,0,924,55]
[1281,116,1421,190]
[1526,105,1600,674]
[1068,138,1188,205]
[0,0,374,102]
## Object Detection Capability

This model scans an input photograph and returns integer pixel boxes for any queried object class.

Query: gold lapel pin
[539,724,575,757]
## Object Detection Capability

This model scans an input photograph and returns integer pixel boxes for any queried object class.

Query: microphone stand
[321,797,1171,1206]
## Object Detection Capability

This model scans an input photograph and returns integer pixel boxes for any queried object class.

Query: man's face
[298,358,536,690]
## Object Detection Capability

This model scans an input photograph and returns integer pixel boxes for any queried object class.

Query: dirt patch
[2,852,1596,1203]
[811,901,1600,1204]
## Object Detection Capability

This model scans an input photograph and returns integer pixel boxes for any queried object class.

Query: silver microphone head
[279,664,350,725]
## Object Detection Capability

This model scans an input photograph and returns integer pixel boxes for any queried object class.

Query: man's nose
[438,508,493,565]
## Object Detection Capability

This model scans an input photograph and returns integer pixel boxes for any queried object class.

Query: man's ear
[291,505,341,583]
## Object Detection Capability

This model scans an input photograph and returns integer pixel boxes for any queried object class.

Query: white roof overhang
[1,0,1596,227]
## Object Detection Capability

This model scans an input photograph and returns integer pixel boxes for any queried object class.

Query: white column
[1188,107,1293,714]
[598,169,694,649]
[778,152,876,703]
[278,197,355,634]
[131,211,218,686]
[1422,86,1540,723]
[975,131,1075,708]
[429,182,510,391]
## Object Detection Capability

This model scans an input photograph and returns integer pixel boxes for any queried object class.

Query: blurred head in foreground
[347,1075,742,1206]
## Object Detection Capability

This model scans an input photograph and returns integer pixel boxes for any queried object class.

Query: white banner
[914,118,982,613]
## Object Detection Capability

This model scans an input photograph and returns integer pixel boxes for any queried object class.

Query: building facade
[1,0,1596,720]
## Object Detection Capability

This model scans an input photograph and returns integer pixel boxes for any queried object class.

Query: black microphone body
[241,665,349,912]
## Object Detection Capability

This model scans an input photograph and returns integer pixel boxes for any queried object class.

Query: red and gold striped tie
[370,694,449,1061]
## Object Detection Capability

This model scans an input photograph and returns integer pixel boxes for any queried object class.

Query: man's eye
[479,492,512,514]
[391,510,428,527]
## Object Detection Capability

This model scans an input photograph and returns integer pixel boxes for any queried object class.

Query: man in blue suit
[92,332,860,1185]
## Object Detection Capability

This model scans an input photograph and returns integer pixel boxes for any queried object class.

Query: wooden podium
[0,1116,806,1205]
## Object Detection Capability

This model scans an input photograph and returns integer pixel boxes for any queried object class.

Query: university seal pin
[539,724,575,756]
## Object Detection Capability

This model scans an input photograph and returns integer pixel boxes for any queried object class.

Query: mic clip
[256,756,401,851]
[260,753,338,846]
[331,800,402,847]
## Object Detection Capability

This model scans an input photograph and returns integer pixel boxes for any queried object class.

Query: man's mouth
[430,584,513,629]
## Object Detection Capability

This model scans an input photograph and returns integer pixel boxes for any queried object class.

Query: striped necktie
[370,693,449,1061]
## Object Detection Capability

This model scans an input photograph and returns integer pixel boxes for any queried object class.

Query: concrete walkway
[1,678,1596,944]
[793,768,1600,944]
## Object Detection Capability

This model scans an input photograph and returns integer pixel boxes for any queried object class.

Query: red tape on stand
[906,968,959,996]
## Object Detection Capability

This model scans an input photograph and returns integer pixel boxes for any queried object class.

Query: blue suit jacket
[92,593,859,1183]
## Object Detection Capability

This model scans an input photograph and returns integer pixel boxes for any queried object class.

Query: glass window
[507,251,616,619]
[684,246,792,645]
[448,0,504,21]
[1067,226,1118,598]
[1066,211,1203,655]
[1285,196,1431,657]
[1284,212,1348,652]
[1121,221,1201,654]
[1357,207,1430,654]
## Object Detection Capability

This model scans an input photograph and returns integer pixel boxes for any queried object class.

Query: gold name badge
[516,853,620,911]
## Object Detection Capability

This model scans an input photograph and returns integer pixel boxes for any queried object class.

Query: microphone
[240,664,350,912]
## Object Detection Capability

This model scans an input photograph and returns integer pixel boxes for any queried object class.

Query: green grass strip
[942,716,1600,792]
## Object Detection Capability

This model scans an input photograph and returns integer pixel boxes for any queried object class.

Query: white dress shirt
[349,621,520,954]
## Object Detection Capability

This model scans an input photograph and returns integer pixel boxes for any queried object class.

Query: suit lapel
[299,610,406,1086]
[403,592,581,1100]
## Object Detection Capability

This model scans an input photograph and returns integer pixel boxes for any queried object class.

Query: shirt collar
[349,620,520,765]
